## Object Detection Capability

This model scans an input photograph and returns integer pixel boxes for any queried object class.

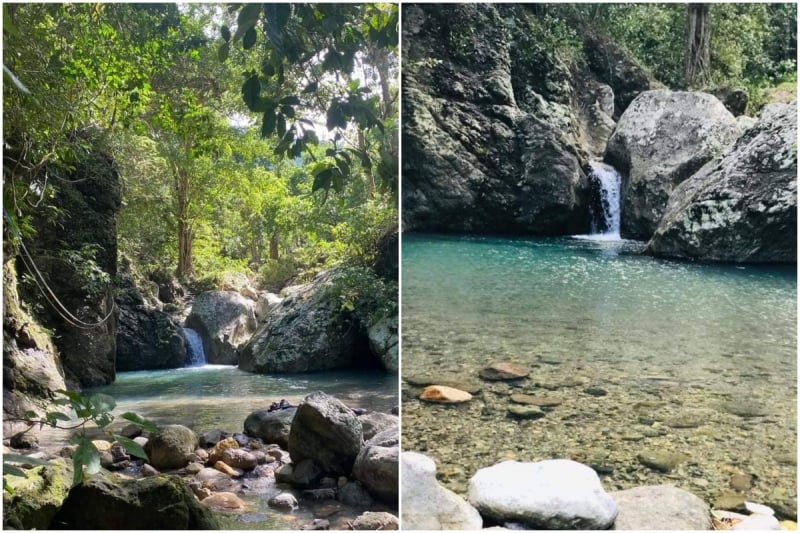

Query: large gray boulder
[52,471,219,529]
[185,291,256,365]
[239,271,365,373]
[353,427,399,504]
[367,315,398,372]
[401,452,483,530]
[468,459,618,529]
[243,407,297,449]
[288,392,363,475]
[606,90,742,240]
[647,103,797,262]
[611,485,711,530]
[144,424,198,470]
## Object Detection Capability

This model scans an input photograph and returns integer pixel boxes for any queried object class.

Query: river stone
[722,400,770,418]
[214,461,242,477]
[730,472,753,492]
[714,491,747,511]
[339,481,374,507]
[419,385,472,403]
[507,404,546,419]
[208,437,239,464]
[268,492,299,510]
[359,412,398,441]
[185,290,256,365]
[611,485,712,530]
[405,373,483,394]
[352,511,400,530]
[509,394,561,407]
[2,458,71,530]
[637,451,688,473]
[288,392,363,475]
[200,491,246,512]
[52,471,219,529]
[92,439,112,453]
[479,362,530,381]
[10,432,39,449]
[292,458,322,487]
[243,407,297,449]
[144,424,198,470]
[401,452,483,530]
[468,459,618,529]
[646,102,797,262]
[222,448,258,470]
[606,89,741,240]
[353,427,399,504]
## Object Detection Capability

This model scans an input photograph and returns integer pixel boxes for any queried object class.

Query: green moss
[3,459,72,530]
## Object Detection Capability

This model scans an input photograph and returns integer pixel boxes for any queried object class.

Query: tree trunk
[685,3,711,88]
[358,128,376,198]
[269,231,279,260]
[176,168,193,277]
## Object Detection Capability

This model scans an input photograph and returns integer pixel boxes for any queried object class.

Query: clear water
[402,233,796,513]
[183,327,206,366]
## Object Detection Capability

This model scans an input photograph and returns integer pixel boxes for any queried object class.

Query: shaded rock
[222,448,257,470]
[611,484,711,530]
[583,31,652,115]
[710,87,749,117]
[185,462,204,475]
[367,315,398,372]
[584,387,608,397]
[468,459,618,529]
[339,482,374,507]
[254,292,282,322]
[288,392,363,475]
[637,451,688,473]
[268,492,299,510]
[359,412,399,442]
[52,471,219,529]
[141,464,159,477]
[2,458,71,530]
[479,362,529,381]
[730,472,754,492]
[120,424,142,439]
[144,424,198,470]
[200,491,246,512]
[185,291,257,365]
[606,90,741,240]
[352,511,400,530]
[199,429,227,447]
[373,226,399,281]
[243,407,297,449]
[647,102,796,262]
[300,518,331,530]
[292,459,323,487]
[302,488,337,501]
[10,432,39,449]
[353,427,399,504]
[419,385,472,403]
[401,451,483,530]
[507,404,545,419]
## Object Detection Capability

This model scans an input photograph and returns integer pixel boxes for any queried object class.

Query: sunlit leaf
[119,412,159,434]
[72,438,101,487]
[113,435,148,460]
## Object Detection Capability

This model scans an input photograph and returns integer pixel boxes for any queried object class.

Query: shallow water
[402,233,797,516]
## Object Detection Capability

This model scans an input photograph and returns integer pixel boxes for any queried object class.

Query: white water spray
[587,161,622,240]
[183,327,206,366]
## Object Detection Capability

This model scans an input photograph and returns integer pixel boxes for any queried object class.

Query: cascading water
[183,327,206,367]
[587,160,622,239]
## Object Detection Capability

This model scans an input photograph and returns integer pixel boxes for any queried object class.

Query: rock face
[611,485,712,530]
[16,132,121,387]
[647,103,797,262]
[402,5,652,235]
[2,459,71,530]
[185,291,256,365]
[288,392,363,475]
[353,427,399,504]
[52,472,219,529]
[401,452,483,530]
[367,315,398,372]
[243,407,298,449]
[115,259,185,371]
[144,424,198,470]
[606,90,742,240]
[239,270,375,373]
[468,459,618,529]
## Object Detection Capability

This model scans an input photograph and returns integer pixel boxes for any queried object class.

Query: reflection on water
[402,233,796,512]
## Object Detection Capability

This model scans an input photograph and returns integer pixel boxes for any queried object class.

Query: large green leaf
[218,42,230,62]
[113,435,148,460]
[242,75,261,111]
[72,438,101,487]
[220,25,231,43]
[243,26,257,50]
[119,412,159,434]
[261,111,277,137]
[312,167,333,192]
[235,4,262,41]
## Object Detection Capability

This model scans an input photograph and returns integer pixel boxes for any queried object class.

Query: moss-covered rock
[51,471,220,529]
[3,458,72,530]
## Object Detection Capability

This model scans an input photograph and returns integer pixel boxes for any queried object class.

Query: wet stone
[419,385,472,404]
[583,387,607,397]
[405,372,483,394]
[730,472,753,492]
[722,400,770,418]
[507,405,546,420]
[714,491,747,511]
[479,362,530,381]
[666,412,707,428]
[509,394,562,407]
[637,451,688,473]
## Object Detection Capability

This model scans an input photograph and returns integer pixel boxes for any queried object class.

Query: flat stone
[479,362,530,381]
[730,472,753,492]
[405,373,483,394]
[509,394,561,407]
[722,401,770,418]
[268,492,299,510]
[200,492,246,512]
[468,459,618,529]
[665,412,706,428]
[611,484,712,530]
[637,451,688,473]
[714,491,747,511]
[419,385,472,404]
[507,405,545,419]
[214,461,242,477]
[583,387,608,397]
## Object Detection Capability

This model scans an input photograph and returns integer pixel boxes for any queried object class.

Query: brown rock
[479,362,529,381]
[222,448,258,470]
[92,440,113,453]
[209,437,239,464]
[351,511,399,530]
[509,393,562,407]
[730,472,753,492]
[419,385,472,404]
[214,460,242,477]
[200,492,246,511]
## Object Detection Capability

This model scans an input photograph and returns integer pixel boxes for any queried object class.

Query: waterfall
[183,327,206,367]
[588,161,622,239]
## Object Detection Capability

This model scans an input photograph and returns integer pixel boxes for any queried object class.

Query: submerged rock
[479,362,530,381]
[606,89,741,240]
[419,385,472,403]
[401,451,483,530]
[647,102,796,262]
[468,459,618,529]
[637,451,688,473]
[200,491,246,512]
[612,484,711,530]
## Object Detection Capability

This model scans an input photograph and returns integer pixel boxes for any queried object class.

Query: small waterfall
[183,327,206,367]
[588,161,622,239]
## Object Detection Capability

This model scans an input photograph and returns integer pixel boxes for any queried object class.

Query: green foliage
[322,265,397,326]
[3,391,159,491]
